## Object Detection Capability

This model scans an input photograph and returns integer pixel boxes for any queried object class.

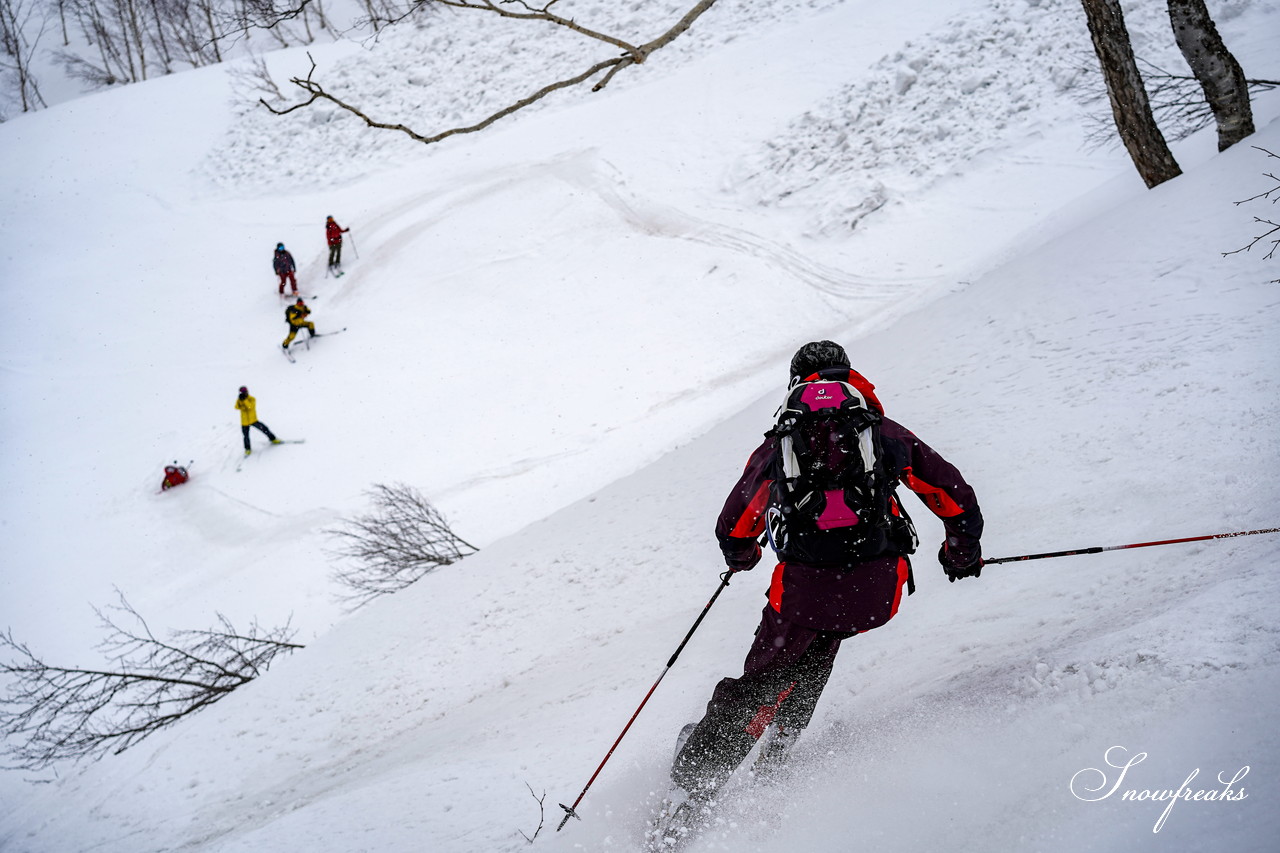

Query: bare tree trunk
[71,0,130,85]
[57,0,69,45]
[125,0,147,79]
[1167,0,1253,151]
[0,0,48,112]
[107,0,137,81]
[1081,0,1181,188]
[313,0,332,36]
[205,1,220,61]
[147,0,171,72]
[87,6,118,80]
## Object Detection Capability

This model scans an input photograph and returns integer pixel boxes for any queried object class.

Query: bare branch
[229,52,285,104]
[435,0,642,59]
[517,782,546,843]
[262,51,627,144]
[1225,148,1280,267]
[1221,218,1280,259]
[327,483,477,610]
[0,592,302,769]
[260,0,720,146]
[210,0,314,41]
[1232,148,1280,206]
[1081,57,1277,150]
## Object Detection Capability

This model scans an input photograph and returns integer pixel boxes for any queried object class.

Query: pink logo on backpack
[799,382,850,411]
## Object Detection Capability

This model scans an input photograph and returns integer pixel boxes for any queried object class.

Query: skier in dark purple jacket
[668,340,984,808]
[274,243,298,295]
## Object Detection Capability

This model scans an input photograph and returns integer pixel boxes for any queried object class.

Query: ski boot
[647,784,718,851]
[750,723,798,781]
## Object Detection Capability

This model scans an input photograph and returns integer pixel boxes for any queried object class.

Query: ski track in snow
[343,147,912,309]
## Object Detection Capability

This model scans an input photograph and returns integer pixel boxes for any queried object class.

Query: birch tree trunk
[1167,0,1253,151]
[1081,0,1181,188]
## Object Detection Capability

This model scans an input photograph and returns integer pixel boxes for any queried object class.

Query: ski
[645,722,796,851]
[235,440,305,471]
[292,328,348,352]
[646,789,719,852]
[282,345,296,363]
[646,724,718,851]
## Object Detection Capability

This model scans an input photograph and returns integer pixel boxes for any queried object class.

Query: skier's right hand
[939,538,983,582]
[724,541,762,572]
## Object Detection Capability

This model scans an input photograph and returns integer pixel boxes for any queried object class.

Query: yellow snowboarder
[235,386,280,455]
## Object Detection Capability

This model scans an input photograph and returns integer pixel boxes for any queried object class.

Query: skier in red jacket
[655,341,985,841]
[325,216,349,270]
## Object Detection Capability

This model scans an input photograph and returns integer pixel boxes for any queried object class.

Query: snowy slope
[2,0,1279,850]
[4,119,1277,853]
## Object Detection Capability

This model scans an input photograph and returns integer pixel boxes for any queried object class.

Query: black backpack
[765,374,917,566]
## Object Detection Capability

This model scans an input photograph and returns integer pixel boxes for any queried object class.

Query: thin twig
[517,782,546,843]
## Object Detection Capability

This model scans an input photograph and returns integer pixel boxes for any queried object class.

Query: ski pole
[556,570,735,831]
[348,231,358,260]
[985,527,1280,565]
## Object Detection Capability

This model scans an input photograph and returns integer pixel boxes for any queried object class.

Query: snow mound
[733,0,1261,236]
[206,0,845,193]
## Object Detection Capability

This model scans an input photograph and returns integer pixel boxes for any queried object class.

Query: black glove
[939,539,982,582]
[724,542,762,573]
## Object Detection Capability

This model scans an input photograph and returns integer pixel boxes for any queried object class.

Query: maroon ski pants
[671,604,849,794]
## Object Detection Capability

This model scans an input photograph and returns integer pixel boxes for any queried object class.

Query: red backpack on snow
[161,463,190,491]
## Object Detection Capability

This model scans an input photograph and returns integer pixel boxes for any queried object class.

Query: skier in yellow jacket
[236,386,281,456]
[282,298,316,350]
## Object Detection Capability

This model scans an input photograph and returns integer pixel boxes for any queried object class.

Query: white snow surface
[2,0,1279,850]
